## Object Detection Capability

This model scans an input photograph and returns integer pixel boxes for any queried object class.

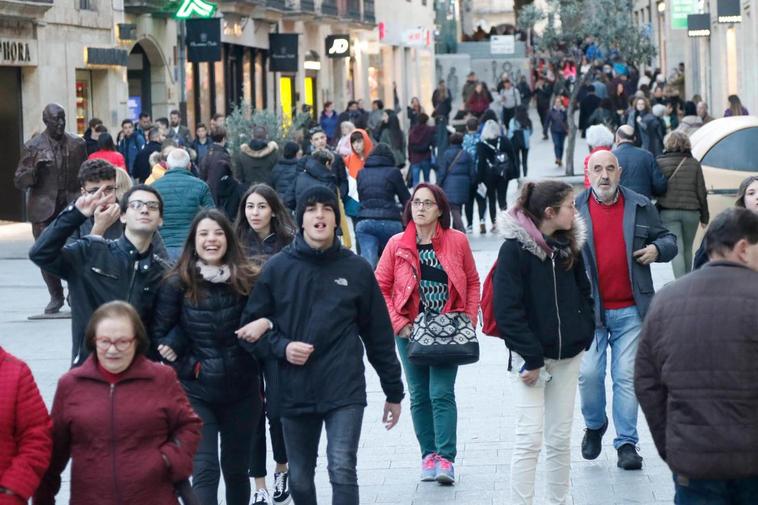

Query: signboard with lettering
[269,33,299,72]
[186,18,222,62]
[401,28,432,48]
[717,0,741,22]
[671,0,699,29]
[325,35,350,58]
[86,48,129,66]
[0,39,37,67]
[687,13,711,36]
[490,35,515,55]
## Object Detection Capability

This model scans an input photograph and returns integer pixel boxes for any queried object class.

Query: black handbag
[407,311,479,367]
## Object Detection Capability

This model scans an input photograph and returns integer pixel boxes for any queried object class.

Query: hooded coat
[343,129,373,179]
[493,208,595,370]
[237,140,279,187]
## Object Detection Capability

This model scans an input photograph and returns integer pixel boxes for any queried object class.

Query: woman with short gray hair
[656,130,709,277]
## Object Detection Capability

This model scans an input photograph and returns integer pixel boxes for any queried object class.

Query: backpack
[480,260,500,337]
[485,138,516,180]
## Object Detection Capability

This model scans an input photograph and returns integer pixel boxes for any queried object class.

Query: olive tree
[518,0,657,175]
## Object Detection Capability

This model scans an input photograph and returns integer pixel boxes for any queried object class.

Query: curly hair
[663,131,692,154]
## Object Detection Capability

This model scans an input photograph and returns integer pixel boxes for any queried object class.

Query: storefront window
[280,76,294,126]
[244,49,252,106]
[214,59,225,115]
[75,70,92,135]
[186,62,196,130]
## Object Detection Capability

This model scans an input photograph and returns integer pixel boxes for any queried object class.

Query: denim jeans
[190,395,260,505]
[396,336,459,461]
[673,474,758,504]
[281,405,365,505]
[578,306,642,448]
[411,159,432,186]
[551,131,566,161]
[166,245,183,262]
[660,209,701,278]
[355,219,404,269]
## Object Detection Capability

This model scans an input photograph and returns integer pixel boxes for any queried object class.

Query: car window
[701,127,758,171]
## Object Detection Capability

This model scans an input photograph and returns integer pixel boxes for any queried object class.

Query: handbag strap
[668,157,687,181]
[449,149,465,173]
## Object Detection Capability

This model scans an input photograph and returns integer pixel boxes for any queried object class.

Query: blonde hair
[663,131,692,153]
[481,119,501,141]
[114,168,133,201]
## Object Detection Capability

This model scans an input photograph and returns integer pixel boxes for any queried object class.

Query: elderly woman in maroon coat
[35,301,202,505]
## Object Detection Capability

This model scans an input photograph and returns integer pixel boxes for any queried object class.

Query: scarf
[196,260,231,283]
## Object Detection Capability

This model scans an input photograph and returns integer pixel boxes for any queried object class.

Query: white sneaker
[251,488,272,505]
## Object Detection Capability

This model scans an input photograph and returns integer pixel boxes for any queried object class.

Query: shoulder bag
[407,265,479,367]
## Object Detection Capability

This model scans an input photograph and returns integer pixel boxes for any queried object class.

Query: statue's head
[43,103,66,140]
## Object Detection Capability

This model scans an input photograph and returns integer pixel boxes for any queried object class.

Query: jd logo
[326,35,350,58]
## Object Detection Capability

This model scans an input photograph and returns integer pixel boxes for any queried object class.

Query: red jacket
[34,355,202,505]
[0,347,52,504]
[376,222,480,334]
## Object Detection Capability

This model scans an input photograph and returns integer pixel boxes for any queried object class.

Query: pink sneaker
[420,453,438,481]
[435,456,455,485]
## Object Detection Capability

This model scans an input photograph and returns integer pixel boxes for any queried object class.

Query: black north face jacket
[240,234,404,416]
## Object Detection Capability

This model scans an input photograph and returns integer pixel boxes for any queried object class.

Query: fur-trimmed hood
[240,140,278,159]
[497,207,587,262]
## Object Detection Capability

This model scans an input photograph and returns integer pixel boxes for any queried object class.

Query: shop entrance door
[0,67,24,221]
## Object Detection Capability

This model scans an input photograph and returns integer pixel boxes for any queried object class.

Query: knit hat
[295,185,341,229]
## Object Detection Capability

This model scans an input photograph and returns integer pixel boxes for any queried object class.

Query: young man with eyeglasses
[30,184,170,367]
[67,159,121,243]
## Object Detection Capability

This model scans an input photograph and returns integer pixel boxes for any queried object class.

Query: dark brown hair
[517,180,577,268]
[173,209,259,304]
[85,301,149,355]
[736,176,758,208]
[235,184,295,256]
[402,182,451,229]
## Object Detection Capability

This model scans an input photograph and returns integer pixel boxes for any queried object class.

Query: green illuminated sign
[176,0,217,18]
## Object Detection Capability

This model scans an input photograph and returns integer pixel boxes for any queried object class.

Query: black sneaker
[581,416,608,460]
[273,471,291,504]
[617,444,643,470]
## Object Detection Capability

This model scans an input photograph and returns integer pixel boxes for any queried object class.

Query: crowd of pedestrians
[4,73,758,505]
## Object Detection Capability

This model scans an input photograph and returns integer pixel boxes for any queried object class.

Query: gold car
[690,115,758,218]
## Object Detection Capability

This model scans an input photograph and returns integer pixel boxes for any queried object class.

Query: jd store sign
[325,35,350,58]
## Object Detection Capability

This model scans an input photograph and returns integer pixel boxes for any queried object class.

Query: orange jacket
[343,128,373,179]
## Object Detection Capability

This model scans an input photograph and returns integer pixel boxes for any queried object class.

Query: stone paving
[0,113,679,504]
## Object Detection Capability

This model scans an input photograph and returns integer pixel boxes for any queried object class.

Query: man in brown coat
[635,207,758,503]
[15,103,86,314]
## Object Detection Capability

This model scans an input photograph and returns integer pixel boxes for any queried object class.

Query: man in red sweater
[575,150,677,471]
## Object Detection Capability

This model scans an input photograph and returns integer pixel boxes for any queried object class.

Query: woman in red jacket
[465,82,493,118]
[375,183,480,486]
[0,347,51,505]
[87,132,126,171]
[35,301,202,505]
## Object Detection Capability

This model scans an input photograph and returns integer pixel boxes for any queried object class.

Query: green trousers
[395,336,459,461]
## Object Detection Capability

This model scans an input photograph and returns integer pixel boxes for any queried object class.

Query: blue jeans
[355,219,403,269]
[551,131,566,161]
[673,474,758,504]
[281,405,364,505]
[166,245,183,262]
[411,159,432,186]
[578,306,642,448]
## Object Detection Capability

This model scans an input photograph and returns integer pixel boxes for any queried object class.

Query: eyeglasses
[411,199,437,210]
[95,338,135,352]
[85,185,116,195]
[127,200,161,212]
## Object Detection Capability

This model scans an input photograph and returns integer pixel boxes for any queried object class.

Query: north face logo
[334,278,348,287]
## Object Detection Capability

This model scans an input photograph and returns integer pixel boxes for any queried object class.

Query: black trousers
[249,370,288,478]
[485,176,509,223]
[514,147,529,177]
[190,394,261,505]
[465,185,487,226]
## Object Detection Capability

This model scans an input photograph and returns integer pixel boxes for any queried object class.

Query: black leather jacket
[29,204,170,365]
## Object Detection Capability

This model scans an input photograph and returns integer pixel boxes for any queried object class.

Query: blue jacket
[118,132,145,176]
[320,111,340,142]
[437,145,476,206]
[613,142,667,198]
[544,108,568,134]
[576,186,677,326]
[191,138,211,164]
[356,152,410,221]
[152,169,215,248]
[271,158,299,210]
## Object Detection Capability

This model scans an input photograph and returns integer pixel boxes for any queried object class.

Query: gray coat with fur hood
[493,209,596,370]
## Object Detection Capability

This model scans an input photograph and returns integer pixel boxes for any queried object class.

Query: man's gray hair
[616,124,635,144]
[166,148,191,170]
[586,125,614,149]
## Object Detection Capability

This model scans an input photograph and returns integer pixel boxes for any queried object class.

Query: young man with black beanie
[237,185,404,505]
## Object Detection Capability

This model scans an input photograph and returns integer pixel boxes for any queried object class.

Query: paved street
[0,122,678,504]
